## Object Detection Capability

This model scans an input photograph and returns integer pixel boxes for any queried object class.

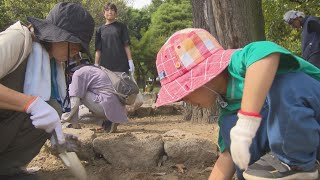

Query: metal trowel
[52,132,88,180]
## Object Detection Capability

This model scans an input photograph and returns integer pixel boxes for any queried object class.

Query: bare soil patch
[28,114,220,180]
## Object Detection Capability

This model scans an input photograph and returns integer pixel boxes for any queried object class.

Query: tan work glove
[230,110,262,170]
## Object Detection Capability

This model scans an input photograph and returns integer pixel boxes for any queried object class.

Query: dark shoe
[101,120,118,133]
[243,153,318,180]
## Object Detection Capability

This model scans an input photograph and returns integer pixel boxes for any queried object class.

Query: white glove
[128,59,135,74]
[230,111,262,170]
[26,97,65,144]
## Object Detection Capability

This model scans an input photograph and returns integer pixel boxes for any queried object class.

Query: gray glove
[50,133,80,153]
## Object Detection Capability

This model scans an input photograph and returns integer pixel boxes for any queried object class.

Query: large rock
[142,92,157,105]
[128,102,184,117]
[134,106,154,117]
[93,133,164,169]
[162,129,218,166]
[154,105,177,115]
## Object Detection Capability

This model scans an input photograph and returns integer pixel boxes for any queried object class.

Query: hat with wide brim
[27,2,94,53]
[155,28,237,107]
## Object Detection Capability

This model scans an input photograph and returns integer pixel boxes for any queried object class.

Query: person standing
[95,2,135,75]
[284,10,320,68]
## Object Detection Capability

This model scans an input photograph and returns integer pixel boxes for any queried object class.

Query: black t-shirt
[95,21,130,72]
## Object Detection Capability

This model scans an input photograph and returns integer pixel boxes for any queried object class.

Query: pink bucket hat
[155,28,237,107]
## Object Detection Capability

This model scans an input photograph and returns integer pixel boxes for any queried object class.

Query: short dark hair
[104,2,117,13]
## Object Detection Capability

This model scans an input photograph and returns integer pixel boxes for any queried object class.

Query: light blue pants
[220,72,320,179]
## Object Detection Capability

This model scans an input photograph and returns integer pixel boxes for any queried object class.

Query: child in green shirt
[155,28,320,180]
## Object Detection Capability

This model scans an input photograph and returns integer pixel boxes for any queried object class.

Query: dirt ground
[28,114,221,180]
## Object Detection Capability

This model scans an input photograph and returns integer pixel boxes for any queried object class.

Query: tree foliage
[0,0,59,30]
[132,0,192,83]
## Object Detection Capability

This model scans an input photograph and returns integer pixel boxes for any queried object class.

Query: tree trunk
[191,0,217,36]
[209,0,265,48]
[187,0,265,123]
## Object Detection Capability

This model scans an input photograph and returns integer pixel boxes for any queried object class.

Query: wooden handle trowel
[53,132,87,180]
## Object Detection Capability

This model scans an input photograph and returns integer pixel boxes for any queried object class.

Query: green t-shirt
[218,41,320,152]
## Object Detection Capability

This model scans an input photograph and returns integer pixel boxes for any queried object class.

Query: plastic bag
[126,73,144,112]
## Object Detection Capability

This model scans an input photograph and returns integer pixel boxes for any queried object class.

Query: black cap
[27,2,95,54]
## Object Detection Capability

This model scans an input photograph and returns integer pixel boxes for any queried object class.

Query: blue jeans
[220,72,320,180]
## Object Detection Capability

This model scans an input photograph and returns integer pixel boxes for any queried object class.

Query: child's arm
[230,52,281,169]
[208,151,235,180]
[241,52,280,113]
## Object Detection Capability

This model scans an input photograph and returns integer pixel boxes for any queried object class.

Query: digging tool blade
[53,132,87,180]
